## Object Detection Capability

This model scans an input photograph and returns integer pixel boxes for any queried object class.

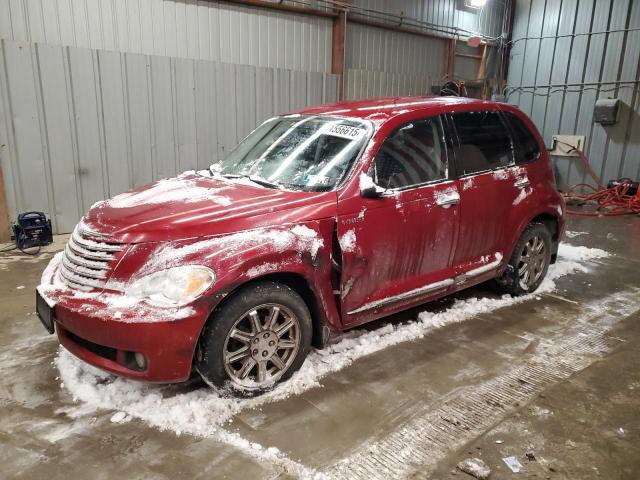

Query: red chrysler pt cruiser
[37,97,565,395]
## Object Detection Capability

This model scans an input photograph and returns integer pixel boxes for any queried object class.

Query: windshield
[211,115,371,191]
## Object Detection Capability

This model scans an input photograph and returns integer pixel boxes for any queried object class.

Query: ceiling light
[466,0,487,8]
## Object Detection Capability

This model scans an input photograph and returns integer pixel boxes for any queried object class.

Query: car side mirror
[360,185,384,198]
[359,173,385,198]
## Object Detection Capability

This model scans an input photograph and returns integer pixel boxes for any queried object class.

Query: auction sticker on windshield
[325,124,365,141]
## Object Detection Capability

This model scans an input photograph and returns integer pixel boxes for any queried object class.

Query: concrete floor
[1,215,639,480]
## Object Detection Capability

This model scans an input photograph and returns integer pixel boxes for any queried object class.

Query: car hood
[82,173,337,243]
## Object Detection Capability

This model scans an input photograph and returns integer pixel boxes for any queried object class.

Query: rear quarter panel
[497,105,566,263]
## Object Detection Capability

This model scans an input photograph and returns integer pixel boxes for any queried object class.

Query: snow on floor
[565,230,589,238]
[55,243,609,478]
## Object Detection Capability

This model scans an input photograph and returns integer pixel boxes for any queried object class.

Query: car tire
[495,222,552,296]
[195,281,312,396]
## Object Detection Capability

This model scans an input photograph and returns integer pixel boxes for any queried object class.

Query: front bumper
[40,254,210,383]
[54,298,207,382]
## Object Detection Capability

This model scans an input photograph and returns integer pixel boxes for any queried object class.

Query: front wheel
[496,222,552,296]
[196,281,312,395]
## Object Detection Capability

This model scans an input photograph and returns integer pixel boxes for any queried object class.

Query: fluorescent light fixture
[466,0,487,8]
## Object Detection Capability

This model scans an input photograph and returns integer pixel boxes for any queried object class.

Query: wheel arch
[529,212,560,264]
[506,210,562,268]
[201,272,331,351]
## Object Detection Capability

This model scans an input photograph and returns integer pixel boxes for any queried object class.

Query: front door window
[370,117,447,190]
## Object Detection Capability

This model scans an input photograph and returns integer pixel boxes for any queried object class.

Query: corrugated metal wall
[0,0,333,72]
[344,0,506,100]
[506,0,640,188]
[0,0,508,234]
[0,38,338,233]
[344,22,445,99]
[347,0,505,38]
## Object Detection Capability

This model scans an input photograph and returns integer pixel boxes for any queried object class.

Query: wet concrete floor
[1,215,639,479]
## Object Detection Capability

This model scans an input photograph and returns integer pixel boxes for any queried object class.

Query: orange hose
[558,141,640,216]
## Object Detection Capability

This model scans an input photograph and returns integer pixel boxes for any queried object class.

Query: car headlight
[126,266,215,306]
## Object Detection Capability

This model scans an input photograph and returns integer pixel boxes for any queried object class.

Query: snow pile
[550,243,607,263]
[110,411,131,423]
[338,230,357,253]
[290,225,324,259]
[56,352,320,478]
[457,458,491,480]
[565,230,588,238]
[99,173,232,209]
[56,242,609,462]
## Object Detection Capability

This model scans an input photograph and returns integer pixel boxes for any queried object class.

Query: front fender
[111,220,342,332]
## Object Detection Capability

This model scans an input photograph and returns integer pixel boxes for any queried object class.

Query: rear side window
[370,117,447,189]
[503,112,541,164]
[450,111,513,176]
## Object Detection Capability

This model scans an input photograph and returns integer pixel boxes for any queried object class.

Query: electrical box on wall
[594,98,620,125]
[550,135,586,156]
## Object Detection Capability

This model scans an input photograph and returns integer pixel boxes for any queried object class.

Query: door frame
[337,114,461,326]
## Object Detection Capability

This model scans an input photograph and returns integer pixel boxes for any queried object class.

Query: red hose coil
[558,141,640,216]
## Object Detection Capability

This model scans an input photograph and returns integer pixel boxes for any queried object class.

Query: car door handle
[514,178,530,189]
[435,193,460,207]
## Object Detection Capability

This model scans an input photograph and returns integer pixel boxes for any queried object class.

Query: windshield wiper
[221,173,280,189]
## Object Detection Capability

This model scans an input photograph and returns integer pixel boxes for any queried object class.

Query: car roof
[291,96,513,127]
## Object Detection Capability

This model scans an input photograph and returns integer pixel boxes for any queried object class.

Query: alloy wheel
[223,303,301,389]
[518,235,547,290]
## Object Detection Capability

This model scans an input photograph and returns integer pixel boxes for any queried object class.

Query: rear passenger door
[446,110,526,278]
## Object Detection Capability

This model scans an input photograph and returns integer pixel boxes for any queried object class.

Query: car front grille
[59,224,125,291]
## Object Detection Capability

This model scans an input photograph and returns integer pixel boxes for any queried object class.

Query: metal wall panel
[347,0,505,38]
[345,22,446,99]
[506,0,640,188]
[0,38,339,233]
[0,0,333,73]
[345,68,434,100]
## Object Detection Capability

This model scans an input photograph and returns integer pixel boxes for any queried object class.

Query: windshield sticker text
[325,124,365,141]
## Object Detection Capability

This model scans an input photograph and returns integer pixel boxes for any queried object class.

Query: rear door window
[370,117,447,190]
[502,112,541,164]
[450,111,514,176]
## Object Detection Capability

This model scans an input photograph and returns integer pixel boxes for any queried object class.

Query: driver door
[338,116,459,327]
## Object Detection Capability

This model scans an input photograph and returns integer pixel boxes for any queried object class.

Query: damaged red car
[37,96,565,394]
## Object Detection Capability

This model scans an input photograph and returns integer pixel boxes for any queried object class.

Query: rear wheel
[196,281,312,395]
[496,222,552,296]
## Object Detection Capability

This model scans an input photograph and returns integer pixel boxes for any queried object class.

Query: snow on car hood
[82,172,337,243]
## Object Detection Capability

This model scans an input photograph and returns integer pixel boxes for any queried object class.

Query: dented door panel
[337,181,459,327]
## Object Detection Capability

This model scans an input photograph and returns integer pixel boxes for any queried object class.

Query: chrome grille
[59,225,124,291]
